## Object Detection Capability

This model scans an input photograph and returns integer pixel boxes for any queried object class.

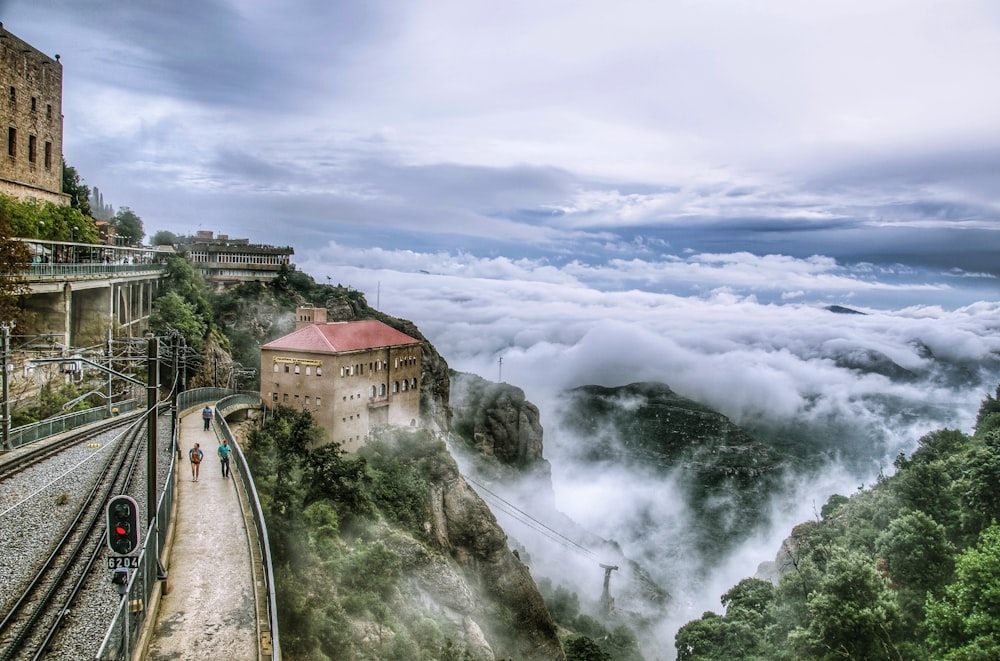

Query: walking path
[143,407,259,660]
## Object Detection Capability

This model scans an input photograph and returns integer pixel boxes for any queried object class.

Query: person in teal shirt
[217,439,232,478]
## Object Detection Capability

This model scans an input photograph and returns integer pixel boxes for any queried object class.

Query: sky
[2,0,999,310]
[5,2,1000,648]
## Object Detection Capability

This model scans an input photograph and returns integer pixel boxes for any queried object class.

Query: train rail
[0,410,171,660]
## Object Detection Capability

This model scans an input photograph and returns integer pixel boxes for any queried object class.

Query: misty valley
[207,268,1000,660]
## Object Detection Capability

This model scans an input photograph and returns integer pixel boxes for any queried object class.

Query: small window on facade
[8,87,15,104]
[44,142,51,169]
[379,384,386,396]
[294,394,299,400]
[27,135,35,163]
[304,396,310,405]
[411,378,417,389]
[316,367,322,376]
[7,128,16,157]
[272,393,278,402]
[30,97,36,112]
[273,363,279,372]
[393,381,399,393]
[46,104,52,119]
[305,366,311,376]
[283,393,289,403]
[284,364,290,373]
[294,365,300,374]
[316,396,321,407]
[401,380,408,392]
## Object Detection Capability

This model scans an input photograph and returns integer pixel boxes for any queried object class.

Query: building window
[273,363,279,373]
[316,367,322,376]
[411,378,417,389]
[8,87,15,104]
[305,366,311,376]
[315,396,321,407]
[401,380,408,392]
[379,384,386,396]
[283,393,289,403]
[46,104,52,120]
[7,128,16,157]
[393,381,399,393]
[369,386,376,398]
[27,135,36,163]
[43,142,51,169]
[284,364,290,373]
[272,392,278,402]
[294,365,300,374]
[30,96,36,112]
[304,396,310,405]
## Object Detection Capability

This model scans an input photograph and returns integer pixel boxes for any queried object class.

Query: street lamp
[72,225,78,242]
[36,220,44,239]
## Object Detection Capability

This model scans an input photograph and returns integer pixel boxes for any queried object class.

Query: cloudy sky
[3,0,999,306]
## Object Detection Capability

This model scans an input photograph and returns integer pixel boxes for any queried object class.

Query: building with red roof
[260,307,422,451]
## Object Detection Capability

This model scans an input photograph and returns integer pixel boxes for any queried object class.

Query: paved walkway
[144,408,259,660]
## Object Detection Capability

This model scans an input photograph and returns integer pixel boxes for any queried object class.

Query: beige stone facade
[179,231,294,290]
[260,312,422,452]
[0,24,66,205]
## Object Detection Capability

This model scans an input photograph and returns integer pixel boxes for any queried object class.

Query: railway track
[0,410,173,660]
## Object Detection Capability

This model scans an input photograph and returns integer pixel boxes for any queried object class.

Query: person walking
[202,405,213,431]
[218,439,232,478]
[189,443,203,481]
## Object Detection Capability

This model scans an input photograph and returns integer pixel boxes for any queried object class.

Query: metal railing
[215,392,280,660]
[97,387,278,660]
[20,262,166,279]
[96,414,174,660]
[8,399,140,448]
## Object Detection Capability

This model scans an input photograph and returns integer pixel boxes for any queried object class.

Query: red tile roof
[261,320,420,354]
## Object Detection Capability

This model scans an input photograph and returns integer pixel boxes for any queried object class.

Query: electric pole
[1,321,13,451]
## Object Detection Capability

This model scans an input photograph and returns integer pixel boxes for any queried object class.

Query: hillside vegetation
[675,388,1000,660]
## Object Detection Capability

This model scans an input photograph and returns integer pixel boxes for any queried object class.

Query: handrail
[214,393,280,660]
[7,399,140,449]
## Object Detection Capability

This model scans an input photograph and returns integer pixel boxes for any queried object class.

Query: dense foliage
[243,406,480,660]
[675,386,1000,660]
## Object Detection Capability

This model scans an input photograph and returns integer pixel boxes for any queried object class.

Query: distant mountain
[553,382,788,562]
[825,304,865,314]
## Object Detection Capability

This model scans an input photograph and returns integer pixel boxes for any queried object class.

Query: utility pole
[498,356,503,383]
[1,321,13,451]
[599,564,619,615]
[106,329,113,417]
[146,337,158,528]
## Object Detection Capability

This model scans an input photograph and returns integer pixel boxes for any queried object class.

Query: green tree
[925,524,1000,660]
[565,636,612,661]
[113,206,144,245]
[61,159,92,217]
[148,291,206,350]
[0,204,31,325]
[794,550,903,660]
[150,230,178,246]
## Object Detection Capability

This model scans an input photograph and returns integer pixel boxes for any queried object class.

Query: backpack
[190,449,202,464]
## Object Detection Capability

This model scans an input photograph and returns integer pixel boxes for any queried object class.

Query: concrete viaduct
[19,257,165,348]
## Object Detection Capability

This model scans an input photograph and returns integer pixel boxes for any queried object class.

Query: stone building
[178,230,294,290]
[0,23,66,205]
[260,307,422,451]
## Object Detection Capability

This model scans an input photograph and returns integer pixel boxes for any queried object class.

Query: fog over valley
[298,246,1000,652]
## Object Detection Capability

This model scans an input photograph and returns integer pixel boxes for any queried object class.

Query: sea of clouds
[299,243,1000,656]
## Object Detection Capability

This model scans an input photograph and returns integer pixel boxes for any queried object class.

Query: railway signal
[106,494,140,555]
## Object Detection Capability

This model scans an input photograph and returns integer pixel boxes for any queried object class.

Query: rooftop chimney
[295,306,327,331]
